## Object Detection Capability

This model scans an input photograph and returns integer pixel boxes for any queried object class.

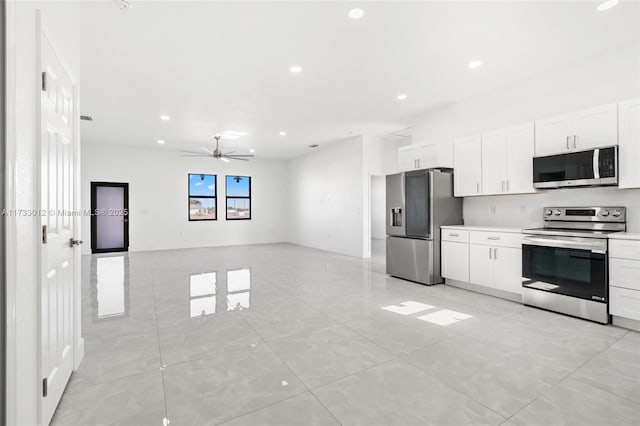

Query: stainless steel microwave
[532,146,618,189]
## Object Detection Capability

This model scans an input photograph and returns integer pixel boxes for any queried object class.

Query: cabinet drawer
[610,286,640,322]
[442,229,469,243]
[610,258,640,291]
[610,239,640,261]
[470,231,522,248]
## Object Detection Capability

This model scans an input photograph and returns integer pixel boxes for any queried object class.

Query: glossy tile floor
[52,242,640,426]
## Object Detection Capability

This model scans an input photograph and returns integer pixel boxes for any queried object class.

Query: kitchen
[387,96,640,329]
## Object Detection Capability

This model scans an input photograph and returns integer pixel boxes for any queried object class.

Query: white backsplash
[463,187,640,232]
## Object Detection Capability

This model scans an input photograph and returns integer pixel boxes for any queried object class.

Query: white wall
[7,2,82,424]
[287,136,365,258]
[371,175,386,239]
[410,41,640,232]
[81,144,288,254]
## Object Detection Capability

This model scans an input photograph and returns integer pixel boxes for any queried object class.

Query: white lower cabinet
[442,227,522,296]
[469,244,494,287]
[609,238,640,322]
[470,243,522,294]
[442,241,469,282]
[493,247,522,294]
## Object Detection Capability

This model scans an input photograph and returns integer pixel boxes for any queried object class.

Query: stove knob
[601,210,610,217]
[544,209,553,216]
[553,209,562,216]
[612,209,622,217]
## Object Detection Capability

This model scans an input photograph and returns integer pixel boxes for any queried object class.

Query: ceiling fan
[180,135,254,162]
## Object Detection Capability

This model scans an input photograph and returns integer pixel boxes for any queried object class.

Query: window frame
[225,175,252,221]
[188,173,217,222]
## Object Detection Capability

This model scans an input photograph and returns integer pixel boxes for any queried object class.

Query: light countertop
[608,232,640,241]
[440,225,522,234]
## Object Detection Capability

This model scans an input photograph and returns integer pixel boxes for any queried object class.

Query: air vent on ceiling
[390,127,412,138]
[309,144,319,148]
[80,115,93,121]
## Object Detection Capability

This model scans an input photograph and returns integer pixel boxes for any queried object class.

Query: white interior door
[40,27,77,426]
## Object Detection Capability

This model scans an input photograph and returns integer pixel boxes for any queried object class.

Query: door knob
[69,238,83,247]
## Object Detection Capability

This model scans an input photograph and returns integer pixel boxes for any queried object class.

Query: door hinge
[42,225,47,244]
[41,72,47,91]
[42,377,48,397]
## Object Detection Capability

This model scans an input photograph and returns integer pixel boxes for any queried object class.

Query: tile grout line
[399,348,508,422]
[148,254,171,425]
[501,328,633,423]
[237,313,345,426]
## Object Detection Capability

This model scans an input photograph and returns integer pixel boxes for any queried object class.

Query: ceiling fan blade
[225,154,254,157]
[181,154,209,157]
[223,151,236,155]
[220,157,230,163]
[224,156,250,161]
[180,150,208,155]
[201,147,213,154]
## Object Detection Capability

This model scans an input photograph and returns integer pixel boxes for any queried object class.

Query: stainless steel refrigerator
[386,168,462,285]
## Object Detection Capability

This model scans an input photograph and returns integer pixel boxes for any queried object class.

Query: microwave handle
[593,149,600,179]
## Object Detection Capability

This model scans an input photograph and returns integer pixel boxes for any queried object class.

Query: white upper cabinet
[535,103,618,156]
[534,114,573,156]
[618,98,640,189]
[480,122,535,196]
[398,145,419,171]
[418,143,453,169]
[481,129,507,195]
[572,103,618,150]
[397,142,453,171]
[504,122,535,194]
[453,135,482,197]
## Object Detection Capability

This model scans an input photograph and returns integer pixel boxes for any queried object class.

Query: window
[226,176,251,220]
[188,174,216,221]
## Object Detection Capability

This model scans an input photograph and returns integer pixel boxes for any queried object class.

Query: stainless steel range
[522,207,626,324]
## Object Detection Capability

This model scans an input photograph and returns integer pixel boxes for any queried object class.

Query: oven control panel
[543,206,626,222]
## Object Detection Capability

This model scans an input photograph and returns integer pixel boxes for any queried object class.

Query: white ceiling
[79,0,640,159]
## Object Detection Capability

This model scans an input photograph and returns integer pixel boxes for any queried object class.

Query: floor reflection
[189,272,217,317]
[227,269,251,311]
[93,256,128,320]
[188,268,251,317]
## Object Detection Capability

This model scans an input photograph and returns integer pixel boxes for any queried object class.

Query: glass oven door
[522,236,607,302]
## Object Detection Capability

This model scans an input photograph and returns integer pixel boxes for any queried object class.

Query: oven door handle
[522,236,607,253]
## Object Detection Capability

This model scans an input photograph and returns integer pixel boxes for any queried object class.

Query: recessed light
[279,131,287,136]
[160,115,170,121]
[348,8,364,20]
[468,60,483,69]
[249,149,256,153]
[290,65,302,73]
[597,0,618,11]
[157,140,166,144]
[397,93,408,101]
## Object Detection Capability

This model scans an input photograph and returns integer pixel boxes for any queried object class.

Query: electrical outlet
[520,205,526,214]
[490,205,497,215]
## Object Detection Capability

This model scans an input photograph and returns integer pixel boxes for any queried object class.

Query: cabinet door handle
[573,135,577,149]
[487,236,501,240]
[477,183,480,193]
[494,248,498,259]
[566,136,570,149]
[501,180,505,192]
[506,180,510,192]
[449,233,460,237]
[489,247,492,259]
